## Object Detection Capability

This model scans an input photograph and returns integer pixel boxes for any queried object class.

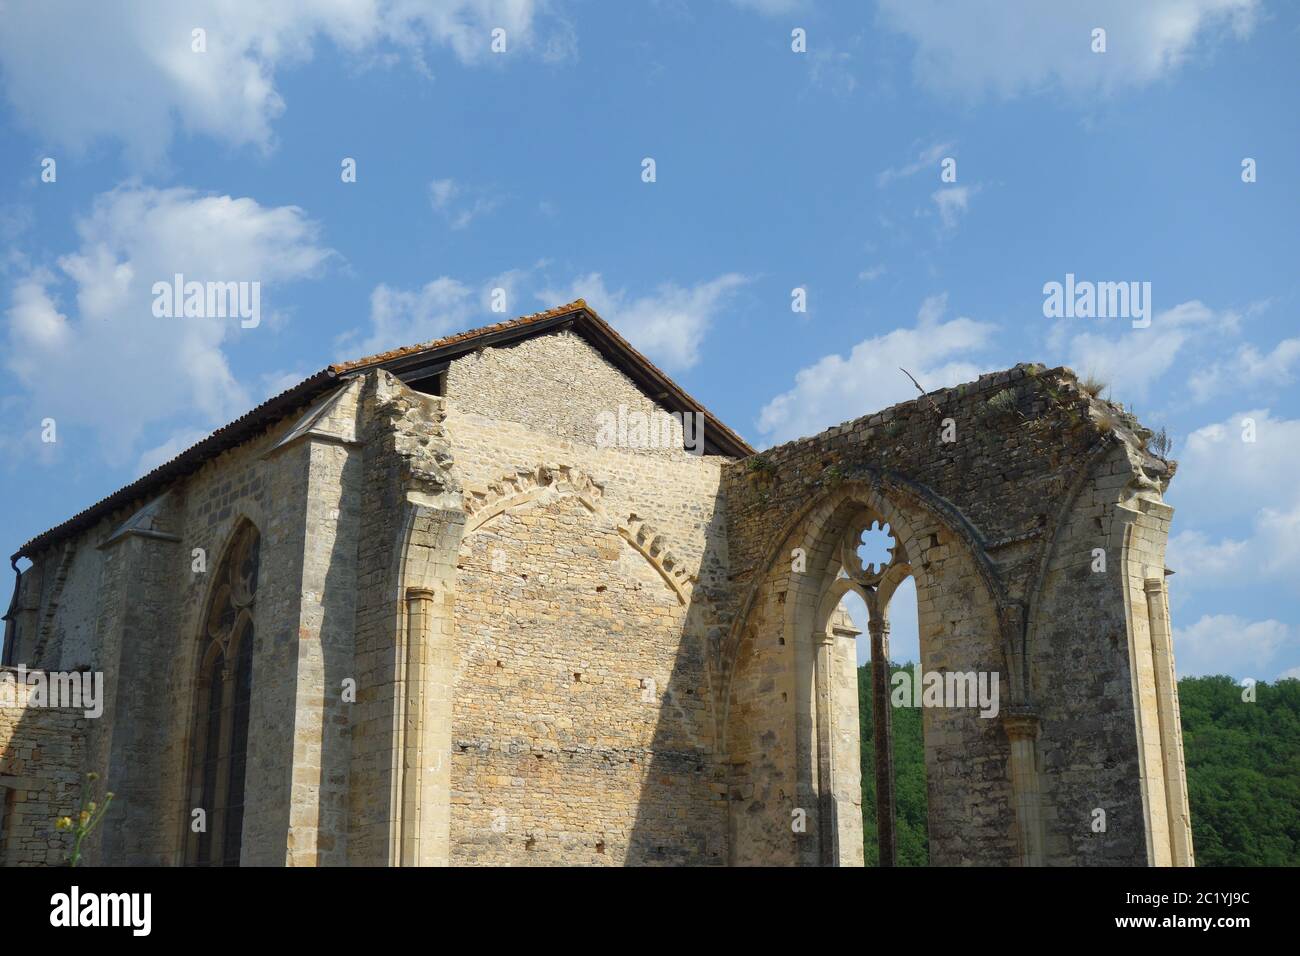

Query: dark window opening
[407,370,446,396]
[186,522,259,867]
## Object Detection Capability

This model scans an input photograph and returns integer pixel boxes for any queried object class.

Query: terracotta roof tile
[331,299,590,373]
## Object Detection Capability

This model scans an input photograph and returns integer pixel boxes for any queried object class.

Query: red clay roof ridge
[331,299,589,373]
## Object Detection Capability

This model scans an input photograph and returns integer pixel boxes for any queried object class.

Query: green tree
[1178,675,1300,866]
[858,662,929,866]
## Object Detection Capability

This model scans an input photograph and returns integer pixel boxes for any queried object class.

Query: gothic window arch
[185,521,259,866]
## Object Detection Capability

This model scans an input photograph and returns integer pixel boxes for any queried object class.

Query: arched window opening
[185,522,259,867]
[852,576,929,866]
[816,511,931,867]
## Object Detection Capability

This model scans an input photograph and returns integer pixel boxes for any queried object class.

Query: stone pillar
[813,630,837,865]
[868,615,896,867]
[1004,709,1046,866]
[399,586,434,866]
[1144,577,1194,867]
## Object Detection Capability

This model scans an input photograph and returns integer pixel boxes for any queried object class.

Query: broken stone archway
[716,364,1193,867]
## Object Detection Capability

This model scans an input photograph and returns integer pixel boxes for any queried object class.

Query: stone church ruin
[0,301,1192,866]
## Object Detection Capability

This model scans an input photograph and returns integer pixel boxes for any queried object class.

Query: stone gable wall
[447,330,708,459]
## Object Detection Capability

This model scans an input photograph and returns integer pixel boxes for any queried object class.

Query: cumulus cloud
[346,276,478,358]
[538,272,750,372]
[343,266,747,373]
[877,0,1258,101]
[0,1,561,167]
[3,186,331,467]
[1165,408,1300,635]
[756,294,998,446]
[1173,613,1291,680]
[1048,299,1233,404]
[1187,337,1300,403]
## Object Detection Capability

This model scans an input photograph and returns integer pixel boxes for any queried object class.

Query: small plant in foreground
[54,771,114,866]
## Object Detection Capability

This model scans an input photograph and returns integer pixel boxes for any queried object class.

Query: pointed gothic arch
[183,519,260,867]
[722,475,1033,866]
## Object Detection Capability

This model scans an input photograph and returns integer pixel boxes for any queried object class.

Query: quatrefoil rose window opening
[842,517,898,584]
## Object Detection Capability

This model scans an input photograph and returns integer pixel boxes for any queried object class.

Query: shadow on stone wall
[625,492,730,866]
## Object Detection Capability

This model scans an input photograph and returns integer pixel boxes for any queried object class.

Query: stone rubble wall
[0,669,86,865]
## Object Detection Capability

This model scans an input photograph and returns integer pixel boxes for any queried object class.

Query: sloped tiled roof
[13,300,753,561]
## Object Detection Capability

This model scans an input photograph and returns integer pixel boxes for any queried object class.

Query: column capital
[867,618,890,638]
[1003,709,1040,740]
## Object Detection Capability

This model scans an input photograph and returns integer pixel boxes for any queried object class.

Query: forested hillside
[1178,675,1299,866]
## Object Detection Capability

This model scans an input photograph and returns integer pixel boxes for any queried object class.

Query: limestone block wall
[5,381,366,867]
[0,670,86,865]
[1028,442,1153,864]
[446,330,699,458]
[441,332,733,864]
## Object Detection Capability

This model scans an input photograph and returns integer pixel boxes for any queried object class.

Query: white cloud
[429,179,458,210]
[348,277,477,358]
[136,428,214,477]
[1188,337,1300,402]
[1166,528,1249,581]
[1173,613,1291,679]
[877,141,953,188]
[3,186,331,466]
[931,185,976,230]
[1048,298,1298,414]
[344,265,745,373]
[756,294,998,445]
[1174,408,1300,521]
[877,0,1258,100]
[428,177,502,230]
[1165,410,1300,595]
[1050,299,1232,404]
[0,1,560,167]
[539,272,750,372]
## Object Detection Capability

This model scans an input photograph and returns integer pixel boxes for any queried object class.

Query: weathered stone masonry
[0,302,1192,866]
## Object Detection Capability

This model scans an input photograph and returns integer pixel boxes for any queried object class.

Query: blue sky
[0,1,1295,679]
